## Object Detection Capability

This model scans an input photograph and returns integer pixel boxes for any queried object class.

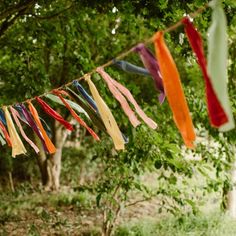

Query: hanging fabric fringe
[28,102,56,154]
[85,74,125,150]
[96,67,141,128]
[207,0,235,131]
[52,90,100,141]
[182,16,228,127]
[133,43,165,104]
[36,97,74,131]
[154,31,196,148]
[3,106,27,157]
[97,67,157,130]
[10,106,40,153]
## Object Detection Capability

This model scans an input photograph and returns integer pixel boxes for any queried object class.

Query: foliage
[0,0,236,235]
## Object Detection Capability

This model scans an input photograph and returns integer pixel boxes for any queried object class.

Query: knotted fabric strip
[182,16,228,127]
[207,0,235,131]
[10,106,40,154]
[28,102,56,154]
[3,106,27,157]
[36,97,74,131]
[52,90,100,141]
[96,67,141,128]
[85,75,124,150]
[154,31,196,148]
[133,43,165,104]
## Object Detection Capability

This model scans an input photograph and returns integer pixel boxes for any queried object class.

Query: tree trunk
[35,120,70,191]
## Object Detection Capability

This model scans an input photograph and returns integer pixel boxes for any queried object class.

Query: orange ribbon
[154,31,196,148]
[28,101,56,154]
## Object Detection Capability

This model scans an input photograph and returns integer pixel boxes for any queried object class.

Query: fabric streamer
[0,128,6,146]
[10,106,40,153]
[3,106,27,157]
[0,109,7,126]
[0,120,12,146]
[113,59,150,76]
[182,16,228,127]
[84,74,125,150]
[96,67,141,127]
[97,67,157,129]
[73,81,98,113]
[207,0,235,131]
[133,43,165,104]
[52,90,100,141]
[36,97,74,131]
[154,31,196,148]
[109,75,158,130]
[66,88,106,132]
[45,94,89,119]
[67,87,129,144]
[28,102,56,154]
[19,104,48,152]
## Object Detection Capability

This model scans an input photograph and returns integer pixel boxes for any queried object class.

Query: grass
[115,212,236,236]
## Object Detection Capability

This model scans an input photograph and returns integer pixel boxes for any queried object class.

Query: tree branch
[0,0,36,21]
[0,0,36,37]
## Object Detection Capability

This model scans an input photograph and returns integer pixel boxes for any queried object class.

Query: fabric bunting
[66,88,106,133]
[97,67,157,130]
[0,109,7,126]
[133,43,165,104]
[52,90,100,141]
[10,107,40,153]
[0,129,6,146]
[85,74,125,150]
[113,59,150,76]
[154,31,196,148]
[182,16,228,127]
[207,0,235,131]
[36,97,74,131]
[45,94,89,119]
[67,87,129,144]
[0,120,11,147]
[28,102,56,154]
[3,106,27,157]
[73,81,98,113]
[97,67,141,128]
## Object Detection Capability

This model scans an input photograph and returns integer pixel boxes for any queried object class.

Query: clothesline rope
[7,2,209,107]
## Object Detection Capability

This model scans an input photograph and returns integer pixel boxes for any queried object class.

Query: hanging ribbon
[0,129,6,146]
[0,120,12,147]
[0,109,7,126]
[182,16,228,127]
[3,106,27,157]
[66,88,106,132]
[97,67,157,129]
[28,101,56,154]
[10,106,40,154]
[52,90,100,141]
[36,97,74,131]
[133,43,165,104]
[19,104,48,152]
[45,94,89,119]
[73,81,98,112]
[154,31,196,148]
[207,0,235,131]
[67,87,129,144]
[96,67,141,128]
[84,74,125,150]
[113,59,150,76]
[108,75,158,130]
